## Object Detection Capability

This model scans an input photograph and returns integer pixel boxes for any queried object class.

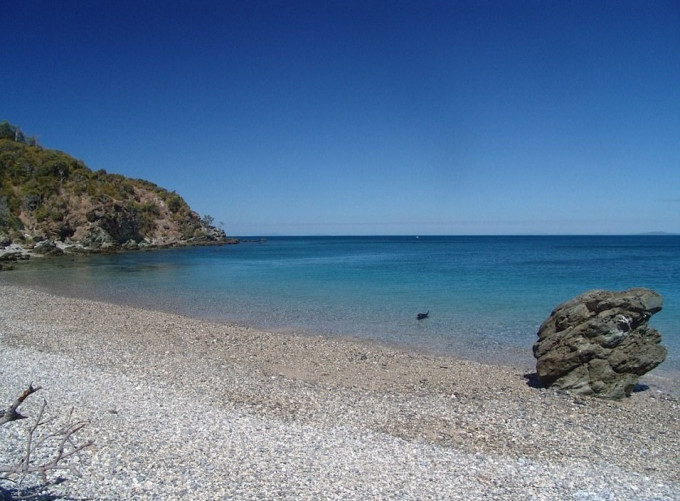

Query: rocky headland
[0,121,237,268]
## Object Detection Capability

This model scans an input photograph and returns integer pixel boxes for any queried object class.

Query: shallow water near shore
[3,235,679,377]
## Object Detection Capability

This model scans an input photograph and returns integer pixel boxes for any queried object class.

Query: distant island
[636,231,679,236]
[0,120,237,265]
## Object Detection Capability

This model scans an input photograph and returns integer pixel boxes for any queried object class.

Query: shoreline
[6,276,679,393]
[1,284,679,499]
[0,236,240,265]
[4,236,679,384]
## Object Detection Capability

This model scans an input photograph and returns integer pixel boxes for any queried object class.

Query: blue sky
[3,1,679,235]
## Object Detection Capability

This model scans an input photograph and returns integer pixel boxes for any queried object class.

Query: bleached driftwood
[0,385,93,486]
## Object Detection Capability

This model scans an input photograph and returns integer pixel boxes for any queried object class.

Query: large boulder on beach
[533,288,667,399]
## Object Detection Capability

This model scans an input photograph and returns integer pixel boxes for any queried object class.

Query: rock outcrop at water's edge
[533,288,667,399]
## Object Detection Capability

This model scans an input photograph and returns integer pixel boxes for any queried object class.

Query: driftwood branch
[0,385,94,487]
[0,384,42,426]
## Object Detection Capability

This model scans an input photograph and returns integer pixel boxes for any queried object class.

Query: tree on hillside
[0,121,16,141]
[0,120,38,145]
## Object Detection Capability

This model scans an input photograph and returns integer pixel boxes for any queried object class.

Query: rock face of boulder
[533,288,667,399]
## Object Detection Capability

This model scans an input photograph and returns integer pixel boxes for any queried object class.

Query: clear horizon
[3,1,679,236]
[232,232,679,238]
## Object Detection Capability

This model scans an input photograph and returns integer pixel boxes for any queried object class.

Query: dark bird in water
[417,311,429,320]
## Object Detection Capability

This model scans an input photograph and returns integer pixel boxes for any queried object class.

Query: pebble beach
[1,284,679,500]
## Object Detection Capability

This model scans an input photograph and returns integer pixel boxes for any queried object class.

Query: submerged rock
[533,288,667,399]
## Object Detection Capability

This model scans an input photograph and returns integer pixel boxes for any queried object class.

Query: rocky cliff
[0,122,236,262]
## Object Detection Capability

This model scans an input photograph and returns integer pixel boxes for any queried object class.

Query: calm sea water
[2,235,679,377]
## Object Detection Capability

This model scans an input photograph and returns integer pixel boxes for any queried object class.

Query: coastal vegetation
[0,120,233,255]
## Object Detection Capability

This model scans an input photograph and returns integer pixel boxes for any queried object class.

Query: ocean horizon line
[233,232,679,238]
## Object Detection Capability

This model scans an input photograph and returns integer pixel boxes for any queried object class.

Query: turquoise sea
[2,235,679,378]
